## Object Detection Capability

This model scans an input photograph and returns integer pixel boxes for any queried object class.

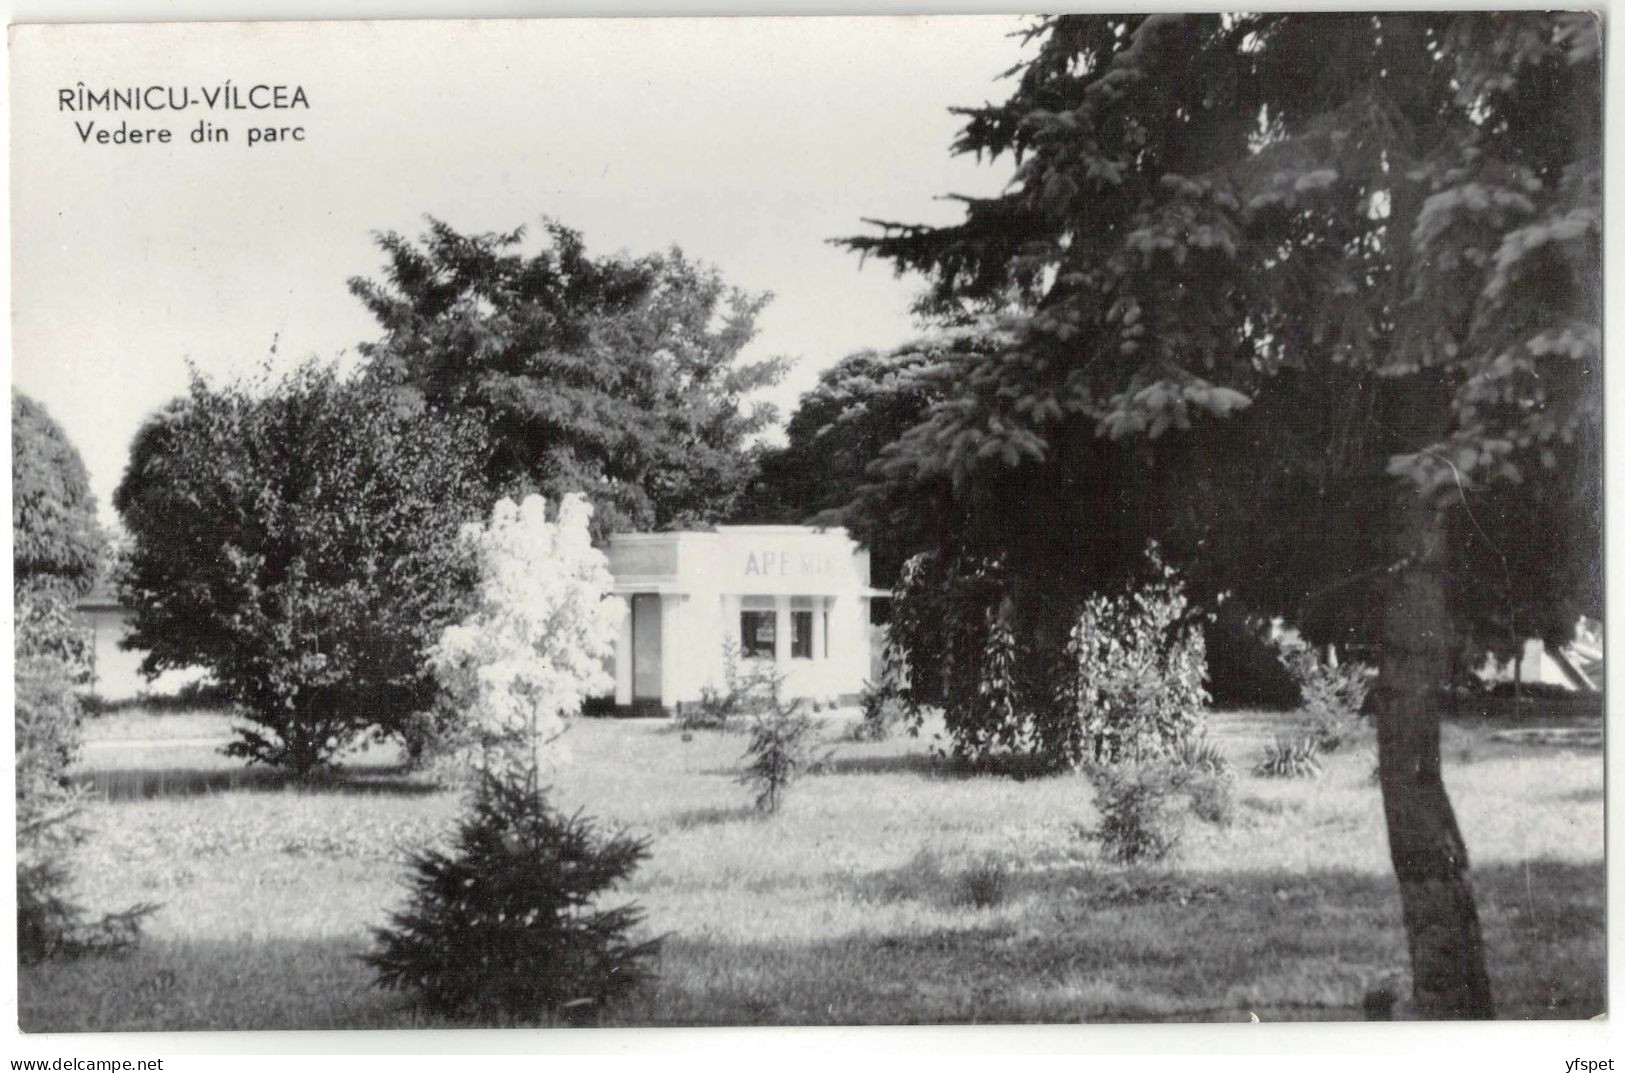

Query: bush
[16,596,155,964]
[1070,551,1210,765]
[886,543,1209,771]
[847,674,908,742]
[1204,603,1303,710]
[14,589,92,683]
[1087,762,1185,864]
[1254,733,1324,779]
[1184,770,1236,827]
[1281,645,1373,753]
[16,650,87,965]
[1085,746,1239,862]
[683,643,777,732]
[364,772,660,1022]
[954,855,1011,909]
[739,692,824,814]
[425,494,619,784]
[115,363,490,775]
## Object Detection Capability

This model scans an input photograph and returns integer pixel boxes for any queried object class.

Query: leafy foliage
[1070,550,1210,763]
[15,589,93,689]
[114,362,490,774]
[743,336,963,586]
[1086,748,1237,864]
[15,642,87,964]
[1184,769,1236,828]
[13,402,153,962]
[16,593,156,964]
[1204,603,1303,710]
[425,494,620,784]
[363,771,660,1021]
[886,545,1208,770]
[12,391,105,599]
[682,642,778,732]
[351,219,787,537]
[1086,762,1185,864]
[847,673,908,743]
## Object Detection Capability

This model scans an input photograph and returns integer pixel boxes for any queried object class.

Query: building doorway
[631,593,663,710]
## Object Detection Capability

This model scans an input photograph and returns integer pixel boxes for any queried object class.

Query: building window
[740,610,775,658]
[791,610,813,659]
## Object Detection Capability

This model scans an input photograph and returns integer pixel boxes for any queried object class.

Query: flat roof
[611,524,852,540]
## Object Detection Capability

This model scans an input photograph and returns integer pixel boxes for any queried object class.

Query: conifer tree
[843,13,1600,1017]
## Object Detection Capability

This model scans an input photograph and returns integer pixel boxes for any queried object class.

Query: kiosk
[603,525,882,713]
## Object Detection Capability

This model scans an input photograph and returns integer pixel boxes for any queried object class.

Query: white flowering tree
[429,493,620,782]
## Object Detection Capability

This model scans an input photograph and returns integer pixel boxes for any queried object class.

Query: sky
[11,16,1029,526]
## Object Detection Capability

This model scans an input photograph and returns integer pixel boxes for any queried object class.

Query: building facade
[603,525,882,713]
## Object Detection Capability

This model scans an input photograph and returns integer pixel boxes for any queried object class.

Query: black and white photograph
[7,8,1606,1046]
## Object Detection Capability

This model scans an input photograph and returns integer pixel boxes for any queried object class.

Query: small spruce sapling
[738,668,827,813]
[366,493,659,1022]
[363,767,661,1022]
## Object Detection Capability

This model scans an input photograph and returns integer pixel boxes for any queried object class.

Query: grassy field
[20,702,1604,1030]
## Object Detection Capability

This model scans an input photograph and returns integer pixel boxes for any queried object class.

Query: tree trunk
[1373,490,1495,1019]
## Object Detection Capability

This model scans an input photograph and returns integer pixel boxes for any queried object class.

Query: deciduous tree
[426,493,621,783]
[742,332,974,585]
[12,392,104,599]
[114,362,491,774]
[351,219,787,536]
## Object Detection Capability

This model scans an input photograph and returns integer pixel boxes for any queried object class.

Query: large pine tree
[842,13,1600,1018]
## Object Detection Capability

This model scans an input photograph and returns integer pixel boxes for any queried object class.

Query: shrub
[848,673,908,742]
[1070,551,1211,765]
[954,855,1011,909]
[14,589,93,683]
[1280,644,1373,753]
[739,691,823,814]
[1085,746,1237,862]
[16,596,155,964]
[115,362,491,775]
[1086,762,1185,864]
[16,651,87,965]
[886,543,1209,771]
[364,771,660,1022]
[1184,770,1236,827]
[425,494,619,784]
[1204,603,1303,710]
[683,643,777,732]
[1254,733,1324,779]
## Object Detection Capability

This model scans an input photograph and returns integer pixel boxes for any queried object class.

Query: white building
[603,525,883,714]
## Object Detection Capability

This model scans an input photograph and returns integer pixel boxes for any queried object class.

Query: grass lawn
[20,703,1604,1030]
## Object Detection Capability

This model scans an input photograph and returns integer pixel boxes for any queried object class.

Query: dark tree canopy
[842,12,1600,661]
[840,13,1600,1019]
[12,391,105,599]
[741,334,969,585]
[351,218,787,537]
[114,362,491,774]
